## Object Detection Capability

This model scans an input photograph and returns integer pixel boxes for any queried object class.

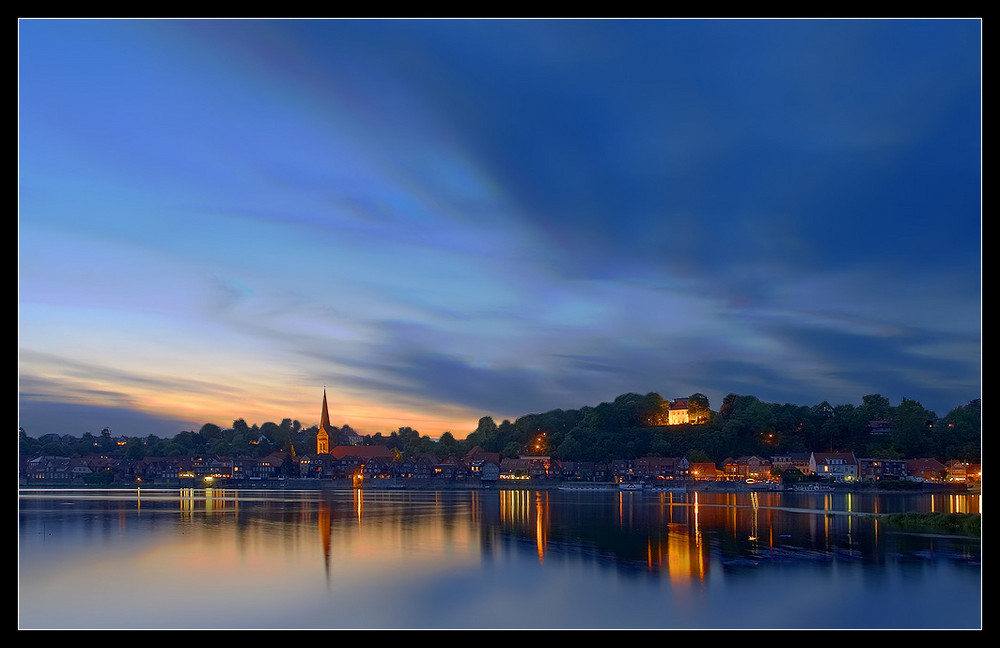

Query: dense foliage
[462,393,981,463]
[20,392,981,465]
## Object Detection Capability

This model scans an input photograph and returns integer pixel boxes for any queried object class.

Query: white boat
[619,481,643,491]
[558,484,617,492]
[648,486,687,493]
[793,483,834,492]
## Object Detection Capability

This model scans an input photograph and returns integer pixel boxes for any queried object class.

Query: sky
[18,18,982,440]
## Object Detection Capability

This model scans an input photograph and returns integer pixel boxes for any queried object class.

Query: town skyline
[21,386,981,463]
[20,390,981,440]
[19,19,981,442]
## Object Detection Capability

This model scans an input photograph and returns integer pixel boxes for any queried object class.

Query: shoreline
[17,479,974,495]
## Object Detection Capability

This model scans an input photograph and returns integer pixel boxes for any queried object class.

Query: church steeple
[316,388,331,455]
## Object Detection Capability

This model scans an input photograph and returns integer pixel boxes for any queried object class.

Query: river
[17,487,981,629]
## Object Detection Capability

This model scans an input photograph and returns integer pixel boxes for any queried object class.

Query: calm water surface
[18,487,981,629]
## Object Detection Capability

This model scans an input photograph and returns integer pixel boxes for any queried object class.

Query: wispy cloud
[18,19,981,437]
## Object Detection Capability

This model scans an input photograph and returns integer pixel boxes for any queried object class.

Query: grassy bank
[881,512,981,535]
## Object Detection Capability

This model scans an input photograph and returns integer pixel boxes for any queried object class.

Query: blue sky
[18,19,981,440]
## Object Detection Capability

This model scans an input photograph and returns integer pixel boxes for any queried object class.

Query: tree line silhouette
[20,392,981,465]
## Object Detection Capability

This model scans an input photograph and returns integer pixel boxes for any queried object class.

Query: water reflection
[18,488,981,629]
[20,488,982,572]
[486,489,981,579]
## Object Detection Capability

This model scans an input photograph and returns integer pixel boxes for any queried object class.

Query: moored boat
[558,484,617,492]
[647,485,688,493]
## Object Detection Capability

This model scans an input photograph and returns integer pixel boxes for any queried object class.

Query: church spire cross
[316,388,331,455]
[321,387,332,430]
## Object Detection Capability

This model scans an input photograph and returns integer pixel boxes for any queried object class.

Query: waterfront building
[906,457,948,482]
[635,456,690,481]
[857,457,908,482]
[723,456,772,481]
[945,460,970,482]
[329,445,393,480]
[24,455,73,482]
[810,451,859,482]
[297,454,333,479]
[466,447,502,480]
[771,452,813,476]
[689,462,721,481]
[499,457,533,480]
[518,455,552,477]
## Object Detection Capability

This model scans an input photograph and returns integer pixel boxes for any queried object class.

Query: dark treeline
[20,392,981,465]
[461,392,981,464]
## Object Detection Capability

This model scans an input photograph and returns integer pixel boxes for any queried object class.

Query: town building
[810,451,859,482]
[857,457,908,482]
[634,456,690,481]
[866,419,893,436]
[668,398,690,425]
[906,458,948,482]
[723,456,773,481]
[770,452,813,476]
[465,447,502,482]
[330,445,393,463]
[689,462,721,481]
[945,460,966,482]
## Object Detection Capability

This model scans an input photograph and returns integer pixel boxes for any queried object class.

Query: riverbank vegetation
[880,512,981,536]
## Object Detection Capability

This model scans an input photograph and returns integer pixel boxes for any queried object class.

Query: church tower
[316,388,332,455]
